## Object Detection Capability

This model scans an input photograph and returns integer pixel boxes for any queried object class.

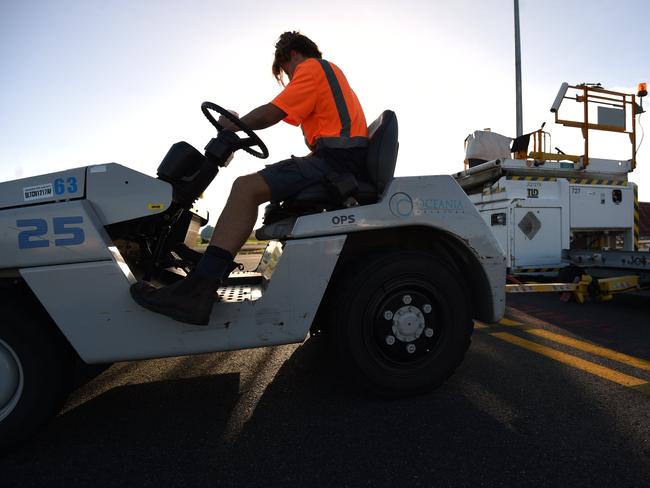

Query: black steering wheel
[201,101,269,159]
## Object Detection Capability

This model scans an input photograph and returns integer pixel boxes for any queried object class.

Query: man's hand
[217,110,240,132]
[217,104,286,133]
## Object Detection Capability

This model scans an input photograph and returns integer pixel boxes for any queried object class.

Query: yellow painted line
[474,321,489,329]
[499,318,524,327]
[491,332,648,388]
[525,328,650,372]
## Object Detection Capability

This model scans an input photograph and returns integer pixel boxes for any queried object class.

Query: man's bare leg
[209,173,273,255]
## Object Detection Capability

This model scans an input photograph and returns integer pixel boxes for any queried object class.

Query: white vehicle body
[458,82,644,277]
[0,105,505,450]
[1,165,505,363]
[455,157,636,275]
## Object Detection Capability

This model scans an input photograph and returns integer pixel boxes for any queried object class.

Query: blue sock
[194,245,234,280]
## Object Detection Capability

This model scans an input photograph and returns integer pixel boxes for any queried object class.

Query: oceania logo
[389,192,413,217]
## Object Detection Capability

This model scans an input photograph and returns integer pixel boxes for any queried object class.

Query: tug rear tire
[0,306,74,453]
[332,251,473,397]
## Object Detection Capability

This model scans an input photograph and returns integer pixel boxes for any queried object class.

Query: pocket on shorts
[271,159,298,172]
[291,155,329,181]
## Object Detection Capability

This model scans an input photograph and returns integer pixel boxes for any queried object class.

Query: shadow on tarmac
[221,337,650,487]
[2,333,649,487]
[507,292,650,360]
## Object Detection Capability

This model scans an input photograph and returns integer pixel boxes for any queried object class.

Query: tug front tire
[333,252,473,397]
[0,307,74,453]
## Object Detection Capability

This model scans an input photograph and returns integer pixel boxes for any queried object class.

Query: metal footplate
[216,283,264,303]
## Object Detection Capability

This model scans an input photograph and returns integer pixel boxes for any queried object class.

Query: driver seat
[257,110,399,237]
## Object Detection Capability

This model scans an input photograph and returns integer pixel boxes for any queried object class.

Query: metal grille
[216,285,262,303]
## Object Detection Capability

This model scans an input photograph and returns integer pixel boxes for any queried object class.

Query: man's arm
[218,103,286,132]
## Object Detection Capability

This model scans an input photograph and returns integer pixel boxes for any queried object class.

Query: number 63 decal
[16,216,85,249]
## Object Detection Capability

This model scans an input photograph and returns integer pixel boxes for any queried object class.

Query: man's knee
[231,174,272,204]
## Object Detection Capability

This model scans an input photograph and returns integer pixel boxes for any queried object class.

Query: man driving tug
[130,31,369,324]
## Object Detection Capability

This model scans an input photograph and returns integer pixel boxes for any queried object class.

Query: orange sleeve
[270,64,317,126]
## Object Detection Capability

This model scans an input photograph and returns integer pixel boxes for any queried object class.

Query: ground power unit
[458,158,636,276]
[456,82,644,277]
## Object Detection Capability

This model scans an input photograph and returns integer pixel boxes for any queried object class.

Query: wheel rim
[365,278,448,367]
[0,338,24,422]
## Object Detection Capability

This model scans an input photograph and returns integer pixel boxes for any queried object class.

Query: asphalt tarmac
[2,288,649,487]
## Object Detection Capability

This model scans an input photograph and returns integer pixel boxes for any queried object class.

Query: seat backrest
[366,110,399,194]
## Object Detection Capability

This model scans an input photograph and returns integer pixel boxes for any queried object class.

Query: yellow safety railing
[551,83,640,169]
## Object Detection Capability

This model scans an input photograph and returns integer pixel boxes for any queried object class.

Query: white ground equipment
[455,83,645,278]
[0,103,505,450]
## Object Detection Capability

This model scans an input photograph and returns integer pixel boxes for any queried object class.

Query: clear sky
[1,0,648,225]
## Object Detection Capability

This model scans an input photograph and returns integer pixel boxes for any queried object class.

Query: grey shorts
[257,155,333,202]
[258,148,367,202]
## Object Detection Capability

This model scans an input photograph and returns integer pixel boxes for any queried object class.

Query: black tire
[332,251,473,397]
[0,307,74,453]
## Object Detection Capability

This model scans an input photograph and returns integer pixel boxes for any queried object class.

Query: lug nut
[384,310,393,320]
[402,295,412,304]
[406,344,416,354]
[423,304,432,313]
[424,328,434,338]
[386,335,396,345]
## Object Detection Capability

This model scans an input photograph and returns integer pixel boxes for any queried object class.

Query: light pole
[514,0,523,137]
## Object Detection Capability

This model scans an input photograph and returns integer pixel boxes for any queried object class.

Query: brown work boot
[129,273,220,325]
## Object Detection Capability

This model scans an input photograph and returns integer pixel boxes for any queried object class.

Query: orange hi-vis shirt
[271,58,368,150]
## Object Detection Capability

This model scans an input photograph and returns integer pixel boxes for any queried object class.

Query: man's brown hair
[272,31,322,85]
